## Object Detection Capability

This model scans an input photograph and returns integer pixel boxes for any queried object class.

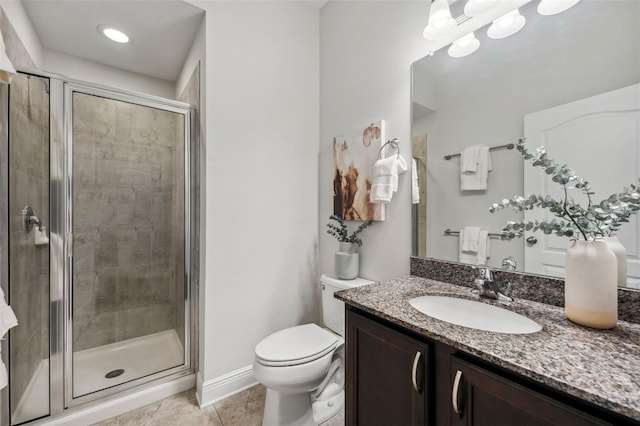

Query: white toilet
[253,274,374,426]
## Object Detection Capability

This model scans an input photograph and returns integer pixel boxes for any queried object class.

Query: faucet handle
[475,266,493,282]
[501,256,517,271]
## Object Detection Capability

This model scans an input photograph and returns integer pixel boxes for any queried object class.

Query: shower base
[12,329,184,424]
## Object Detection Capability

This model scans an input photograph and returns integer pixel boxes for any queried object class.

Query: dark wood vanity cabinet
[346,308,633,426]
[345,309,428,425]
[449,357,608,426]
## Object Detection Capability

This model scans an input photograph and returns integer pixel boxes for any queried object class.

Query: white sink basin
[409,296,542,334]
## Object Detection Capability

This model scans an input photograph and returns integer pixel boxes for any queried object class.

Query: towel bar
[444,143,514,160]
[444,228,515,240]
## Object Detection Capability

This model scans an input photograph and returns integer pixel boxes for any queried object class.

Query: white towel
[0,305,17,338]
[460,145,482,173]
[0,360,6,389]
[459,229,491,265]
[370,153,408,204]
[460,145,492,191]
[411,158,420,205]
[0,31,17,84]
[370,156,396,204]
[460,226,481,252]
[0,265,17,391]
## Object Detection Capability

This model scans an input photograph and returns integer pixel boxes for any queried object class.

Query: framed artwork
[332,120,385,221]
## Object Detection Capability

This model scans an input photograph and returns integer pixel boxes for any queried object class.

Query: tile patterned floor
[93,385,345,426]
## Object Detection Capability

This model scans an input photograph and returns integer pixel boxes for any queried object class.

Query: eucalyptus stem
[563,183,588,241]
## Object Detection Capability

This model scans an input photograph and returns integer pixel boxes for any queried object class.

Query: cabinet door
[346,309,428,426]
[450,357,611,426]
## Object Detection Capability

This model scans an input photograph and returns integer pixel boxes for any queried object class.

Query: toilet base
[312,389,344,425]
[261,389,344,426]
[262,389,314,426]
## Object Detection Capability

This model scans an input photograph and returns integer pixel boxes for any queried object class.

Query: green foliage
[326,215,374,247]
[490,138,640,240]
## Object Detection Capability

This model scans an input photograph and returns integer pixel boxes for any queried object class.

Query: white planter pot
[602,237,627,288]
[335,242,359,280]
[564,240,617,329]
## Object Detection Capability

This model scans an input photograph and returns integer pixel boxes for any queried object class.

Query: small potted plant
[490,138,640,329]
[326,215,374,279]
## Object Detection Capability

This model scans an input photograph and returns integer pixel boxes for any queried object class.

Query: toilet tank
[321,274,375,337]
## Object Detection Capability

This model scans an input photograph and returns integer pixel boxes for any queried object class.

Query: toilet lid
[255,324,339,367]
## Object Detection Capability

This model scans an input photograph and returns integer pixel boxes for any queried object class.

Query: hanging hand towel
[370,153,408,204]
[411,158,420,205]
[370,155,396,204]
[459,228,491,265]
[460,226,481,252]
[460,144,482,173]
[0,30,17,84]
[460,145,492,191]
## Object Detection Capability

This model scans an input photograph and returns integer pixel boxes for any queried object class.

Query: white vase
[602,237,627,288]
[564,240,617,329]
[335,242,359,280]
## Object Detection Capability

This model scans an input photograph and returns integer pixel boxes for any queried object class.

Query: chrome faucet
[472,266,513,302]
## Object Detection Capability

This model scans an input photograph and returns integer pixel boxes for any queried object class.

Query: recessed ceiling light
[98,25,130,44]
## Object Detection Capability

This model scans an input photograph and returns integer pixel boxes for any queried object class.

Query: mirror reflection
[411,0,640,288]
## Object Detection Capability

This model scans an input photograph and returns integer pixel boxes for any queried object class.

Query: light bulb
[538,0,581,15]
[487,9,526,39]
[448,32,480,58]
[424,0,457,40]
[464,0,499,17]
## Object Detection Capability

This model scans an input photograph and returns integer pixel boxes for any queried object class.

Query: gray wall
[8,72,50,415]
[72,93,185,352]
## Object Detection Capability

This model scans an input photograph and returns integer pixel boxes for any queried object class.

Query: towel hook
[378,138,400,159]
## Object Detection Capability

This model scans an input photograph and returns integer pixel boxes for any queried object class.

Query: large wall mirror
[411,0,640,289]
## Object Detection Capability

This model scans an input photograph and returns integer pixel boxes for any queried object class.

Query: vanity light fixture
[463,0,499,17]
[98,25,131,44]
[487,9,526,39]
[537,0,581,16]
[423,0,457,40]
[448,32,480,58]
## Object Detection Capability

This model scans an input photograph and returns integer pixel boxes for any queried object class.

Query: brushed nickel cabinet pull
[452,369,463,416]
[411,351,422,393]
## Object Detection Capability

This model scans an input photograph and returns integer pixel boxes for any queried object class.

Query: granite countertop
[335,275,640,421]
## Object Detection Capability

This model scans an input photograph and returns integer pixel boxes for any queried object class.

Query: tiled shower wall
[8,73,50,411]
[72,93,185,352]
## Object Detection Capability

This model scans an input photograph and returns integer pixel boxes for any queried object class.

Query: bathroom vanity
[337,276,640,426]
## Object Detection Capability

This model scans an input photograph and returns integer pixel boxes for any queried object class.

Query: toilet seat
[255,324,339,367]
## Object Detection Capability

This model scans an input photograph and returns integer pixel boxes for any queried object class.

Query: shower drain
[105,369,125,379]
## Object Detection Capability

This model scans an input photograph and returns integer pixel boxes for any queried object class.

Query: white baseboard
[38,374,195,426]
[196,365,258,408]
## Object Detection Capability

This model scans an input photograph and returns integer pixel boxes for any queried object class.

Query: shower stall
[0,71,197,425]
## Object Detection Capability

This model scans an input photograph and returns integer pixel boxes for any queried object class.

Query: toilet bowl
[254,275,374,426]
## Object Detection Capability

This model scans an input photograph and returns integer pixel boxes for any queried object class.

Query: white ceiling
[22,0,205,82]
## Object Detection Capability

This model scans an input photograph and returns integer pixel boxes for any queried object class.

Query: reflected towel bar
[444,228,515,240]
[444,143,515,160]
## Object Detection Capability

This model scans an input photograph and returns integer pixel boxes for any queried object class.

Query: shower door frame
[58,79,195,409]
[0,82,10,426]
[0,70,198,425]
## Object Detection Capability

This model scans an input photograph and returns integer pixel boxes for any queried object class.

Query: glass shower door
[69,89,187,398]
[6,73,51,425]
